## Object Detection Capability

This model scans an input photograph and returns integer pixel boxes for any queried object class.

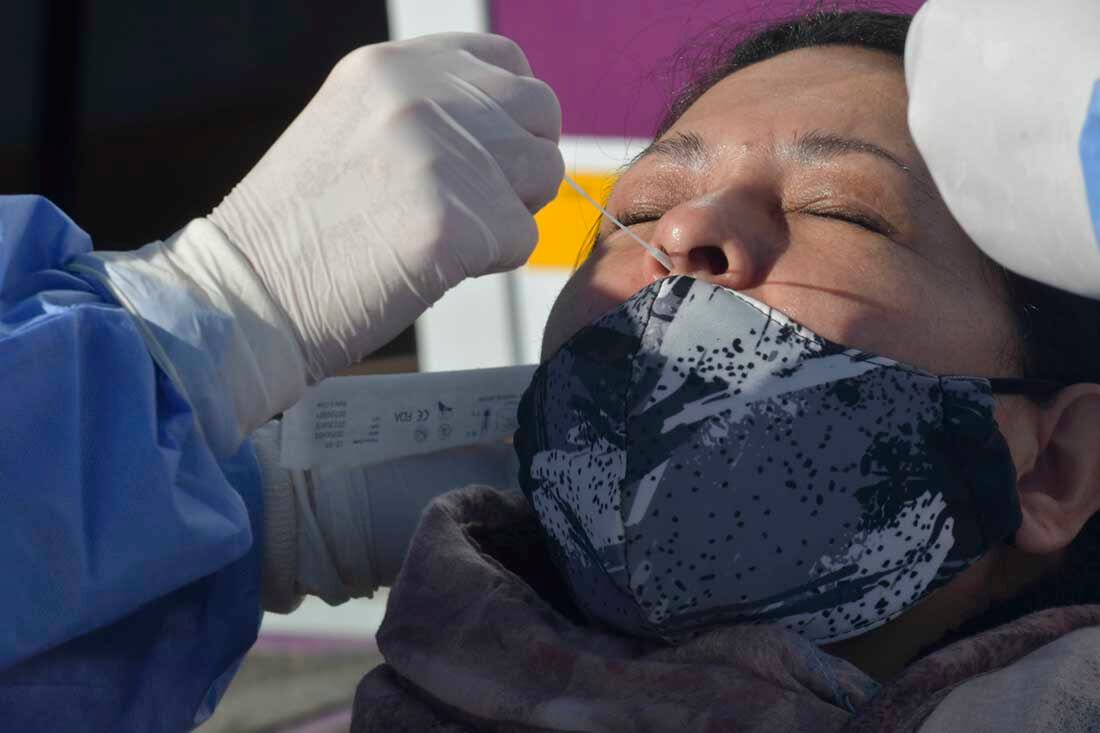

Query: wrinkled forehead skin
[515,277,1017,642]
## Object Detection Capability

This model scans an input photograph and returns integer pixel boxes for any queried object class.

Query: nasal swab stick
[563,174,673,270]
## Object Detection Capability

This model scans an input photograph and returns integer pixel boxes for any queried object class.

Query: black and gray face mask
[515,276,1057,644]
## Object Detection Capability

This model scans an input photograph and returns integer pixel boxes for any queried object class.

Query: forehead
[665,46,912,158]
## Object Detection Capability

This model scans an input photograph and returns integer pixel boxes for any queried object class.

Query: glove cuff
[74,219,308,453]
[253,420,304,614]
[306,466,380,601]
[255,419,379,609]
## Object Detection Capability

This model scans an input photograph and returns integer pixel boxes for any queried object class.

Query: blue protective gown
[0,196,263,731]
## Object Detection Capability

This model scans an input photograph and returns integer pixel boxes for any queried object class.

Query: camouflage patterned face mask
[515,276,1059,644]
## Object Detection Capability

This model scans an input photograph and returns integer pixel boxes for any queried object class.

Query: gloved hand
[210,32,565,381]
[78,33,563,455]
[251,420,519,613]
[905,0,1100,297]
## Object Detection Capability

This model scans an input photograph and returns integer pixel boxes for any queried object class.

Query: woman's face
[543,46,1019,382]
[537,46,1097,677]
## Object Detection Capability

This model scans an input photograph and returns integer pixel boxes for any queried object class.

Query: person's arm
[0,194,518,726]
[0,31,559,728]
[905,0,1100,297]
[250,421,519,612]
[0,196,264,728]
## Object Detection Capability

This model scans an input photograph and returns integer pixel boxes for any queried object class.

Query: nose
[641,188,782,290]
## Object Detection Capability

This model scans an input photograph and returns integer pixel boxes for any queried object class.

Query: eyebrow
[626,128,936,199]
[789,130,935,198]
[627,131,711,170]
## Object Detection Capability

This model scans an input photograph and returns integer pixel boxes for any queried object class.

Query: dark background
[2,0,420,366]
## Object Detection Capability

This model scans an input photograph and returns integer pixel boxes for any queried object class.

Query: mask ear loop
[988,377,1065,396]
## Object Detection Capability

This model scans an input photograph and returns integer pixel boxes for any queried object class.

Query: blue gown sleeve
[0,196,263,731]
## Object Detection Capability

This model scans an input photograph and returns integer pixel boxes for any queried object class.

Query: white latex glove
[905,0,1100,297]
[210,32,564,381]
[251,420,519,613]
[80,33,563,454]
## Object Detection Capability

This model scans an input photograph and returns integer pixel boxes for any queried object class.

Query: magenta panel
[492,1,925,138]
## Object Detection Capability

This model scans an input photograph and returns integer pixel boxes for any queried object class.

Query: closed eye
[591,210,663,250]
[619,207,893,236]
[609,207,897,242]
[617,210,664,228]
[809,209,895,237]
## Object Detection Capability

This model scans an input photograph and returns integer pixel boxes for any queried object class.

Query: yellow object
[528,172,615,268]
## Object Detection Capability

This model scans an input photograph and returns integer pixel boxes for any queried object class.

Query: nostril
[689,246,729,276]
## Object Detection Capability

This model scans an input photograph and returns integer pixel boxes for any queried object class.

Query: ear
[1015,384,1100,554]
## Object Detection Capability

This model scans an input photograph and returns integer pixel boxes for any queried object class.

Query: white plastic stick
[563,174,673,270]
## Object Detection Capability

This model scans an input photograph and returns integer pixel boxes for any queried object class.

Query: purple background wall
[492,1,925,139]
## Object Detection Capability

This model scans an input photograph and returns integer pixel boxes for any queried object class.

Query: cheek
[764,224,1013,376]
[541,243,653,359]
[748,229,925,352]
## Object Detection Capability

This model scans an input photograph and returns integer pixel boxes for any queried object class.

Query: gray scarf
[351,486,1100,732]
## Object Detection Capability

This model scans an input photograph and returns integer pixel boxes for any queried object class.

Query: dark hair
[656,9,1100,660]
[658,10,912,139]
